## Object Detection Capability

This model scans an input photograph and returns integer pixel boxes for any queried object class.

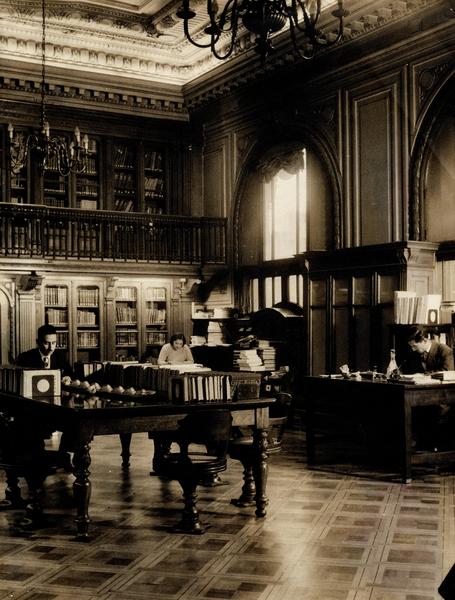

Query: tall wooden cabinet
[40,277,170,366]
[3,131,167,214]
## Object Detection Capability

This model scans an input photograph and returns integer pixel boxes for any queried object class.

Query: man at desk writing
[406,327,454,450]
[407,327,454,373]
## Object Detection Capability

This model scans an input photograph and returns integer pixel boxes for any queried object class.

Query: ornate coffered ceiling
[0,0,452,120]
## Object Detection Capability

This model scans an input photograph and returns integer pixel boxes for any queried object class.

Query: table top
[304,374,455,389]
[0,389,275,418]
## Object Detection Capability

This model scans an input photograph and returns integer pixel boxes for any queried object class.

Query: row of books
[45,286,68,306]
[102,362,210,393]
[77,331,99,348]
[113,145,135,169]
[115,331,138,346]
[77,310,97,325]
[114,198,134,212]
[77,288,99,306]
[144,150,163,171]
[144,176,164,193]
[394,291,441,324]
[116,287,137,300]
[145,308,166,324]
[170,371,262,403]
[46,308,68,325]
[146,331,167,345]
[116,306,137,322]
[147,288,166,301]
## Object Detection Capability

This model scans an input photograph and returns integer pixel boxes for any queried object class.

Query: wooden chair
[229,392,291,507]
[158,409,232,534]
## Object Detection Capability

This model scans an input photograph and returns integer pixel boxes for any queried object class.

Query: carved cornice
[0,0,450,109]
[0,73,189,120]
[184,0,448,108]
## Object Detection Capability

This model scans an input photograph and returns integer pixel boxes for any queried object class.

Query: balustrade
[0,204,226,264]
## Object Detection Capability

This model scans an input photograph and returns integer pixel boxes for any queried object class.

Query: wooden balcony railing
[0,204,227,264]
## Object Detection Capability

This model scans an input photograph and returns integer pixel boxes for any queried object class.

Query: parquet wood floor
[0,430,452,599]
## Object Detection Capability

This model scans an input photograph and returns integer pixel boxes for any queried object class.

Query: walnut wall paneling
[350,84,401,246]
[306,149,333,252]
[203,140,228,218]
[309,278,328,375]
[353,276,372,372]
[237,172,263,267]
[333,277,350,370]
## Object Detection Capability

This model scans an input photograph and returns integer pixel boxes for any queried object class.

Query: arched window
[261,149,307,260]
[236,141,333,312]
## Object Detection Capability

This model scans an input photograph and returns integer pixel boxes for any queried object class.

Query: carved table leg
[252,428,269,518]
[176,480,204,534]
[231,457,256,507]
[73,442,92,539]
[119,433,132,470]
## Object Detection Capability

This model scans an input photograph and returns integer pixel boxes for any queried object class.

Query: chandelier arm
[210,19,238,59]
[288,17,315,59]
[217,0,238,33]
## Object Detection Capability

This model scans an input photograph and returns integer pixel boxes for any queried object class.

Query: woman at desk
[158,333,194,365]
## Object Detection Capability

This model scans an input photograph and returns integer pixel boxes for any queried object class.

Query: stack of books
[257,340,276,371]
[233,349,266,371]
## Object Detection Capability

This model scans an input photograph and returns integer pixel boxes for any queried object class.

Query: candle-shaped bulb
[44,121,50,138]
[74,126,81,144]
[70,141,75,158]
[7,123,14,140]
[82,134,89,151]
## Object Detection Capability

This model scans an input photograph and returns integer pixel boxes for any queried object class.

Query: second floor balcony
[0,204,227,265]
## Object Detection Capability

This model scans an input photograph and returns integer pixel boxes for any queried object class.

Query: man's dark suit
[15,348,73,377]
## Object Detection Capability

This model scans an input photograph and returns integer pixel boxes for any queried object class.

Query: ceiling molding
[0,0,451,114]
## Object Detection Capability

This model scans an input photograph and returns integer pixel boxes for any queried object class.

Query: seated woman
[158,333,194,366]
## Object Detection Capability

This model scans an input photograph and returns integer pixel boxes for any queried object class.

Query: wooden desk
[0,391,273,538]
[304,376,455,483]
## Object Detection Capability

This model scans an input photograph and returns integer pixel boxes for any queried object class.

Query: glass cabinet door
[143,286,167,361]
[115,286,138,360]
[112,142,137,212]
[44,284,69,357]
[76,285,101,362]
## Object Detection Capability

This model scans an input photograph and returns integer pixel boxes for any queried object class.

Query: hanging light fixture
[177,0,348,61]
[7,0,90,176]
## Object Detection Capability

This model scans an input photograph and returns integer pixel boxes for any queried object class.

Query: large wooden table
[0,391,273,538]
[304,375,455,483]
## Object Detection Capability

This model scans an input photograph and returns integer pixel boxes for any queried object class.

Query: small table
[304,375,455,482]
[0,391,273,538]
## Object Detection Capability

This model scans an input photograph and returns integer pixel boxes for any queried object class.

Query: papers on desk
[430,371,455,381]
[395,373,441,384]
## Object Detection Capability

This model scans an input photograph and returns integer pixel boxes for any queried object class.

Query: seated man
[407,326,454,373]
[16,323,74,376]
[406,327,454,450]
[0,325,74,518]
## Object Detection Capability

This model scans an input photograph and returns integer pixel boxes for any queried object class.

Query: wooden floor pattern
[0,429,452,600]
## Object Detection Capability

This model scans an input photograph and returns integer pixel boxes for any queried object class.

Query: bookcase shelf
[115,285,139,360]
[76,285,101,361]
[44,284,69,352]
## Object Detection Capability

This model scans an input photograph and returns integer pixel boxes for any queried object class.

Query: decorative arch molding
[231,117,342,273]
[409,68,455,240]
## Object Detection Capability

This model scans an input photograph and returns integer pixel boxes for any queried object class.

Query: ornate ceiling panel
[0,0,450,118]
